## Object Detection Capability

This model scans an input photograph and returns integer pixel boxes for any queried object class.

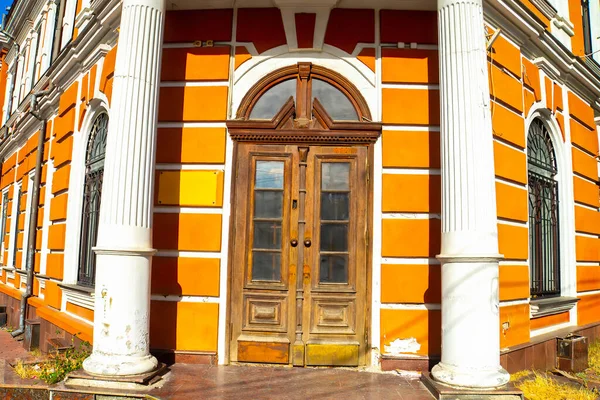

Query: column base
[431,362,510,389]
[83,353,158,376]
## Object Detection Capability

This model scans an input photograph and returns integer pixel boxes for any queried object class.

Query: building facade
[0,0,598,388]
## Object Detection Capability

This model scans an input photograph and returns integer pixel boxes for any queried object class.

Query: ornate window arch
[78,112,108,287]
[227,62,381,144]
[527,117,560,298]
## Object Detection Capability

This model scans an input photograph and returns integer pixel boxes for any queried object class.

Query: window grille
[12,188,21,267]
[582,0,593,56]
[78,112,108,287]
[0,192,8,263]
[527,118,560,298]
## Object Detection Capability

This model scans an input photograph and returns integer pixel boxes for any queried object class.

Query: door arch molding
[227,62,381,144]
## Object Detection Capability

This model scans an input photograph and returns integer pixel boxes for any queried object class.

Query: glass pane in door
[251,160,285,281]
[319,162,350,284]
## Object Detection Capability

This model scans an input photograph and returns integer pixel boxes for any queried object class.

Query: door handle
[291,239,298,247]
[304,239,312,247]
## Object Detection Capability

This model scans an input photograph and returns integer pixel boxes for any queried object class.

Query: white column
[82,0,165,376]
[431,0,510,389]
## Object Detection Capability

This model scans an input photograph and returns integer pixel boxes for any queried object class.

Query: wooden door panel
[243,292,289,333]
[230,144,298,363]
[309,295,356,335]
[230,144,368,366]
[303,146,368,365]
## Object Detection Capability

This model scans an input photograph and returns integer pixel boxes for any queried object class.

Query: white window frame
[12,53,25,114]
[0,188,9,265]
[40,0,59,75]
[8,182,22,268]
[21,171,35,270]
[525,105,577,320]
[2,70,14,124]
[587,0,600,64]
[63,100,109,286]
[60,0,78,50]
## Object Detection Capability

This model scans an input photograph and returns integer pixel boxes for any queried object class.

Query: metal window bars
[527,119,560,298]
[78,113,108,287]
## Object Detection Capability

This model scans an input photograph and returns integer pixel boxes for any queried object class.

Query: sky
[0,0,12,27]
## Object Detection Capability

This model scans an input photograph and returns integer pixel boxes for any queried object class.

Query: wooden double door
[229,143,369,366]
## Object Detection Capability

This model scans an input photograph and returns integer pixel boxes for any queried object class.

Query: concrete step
[421,372,524,400]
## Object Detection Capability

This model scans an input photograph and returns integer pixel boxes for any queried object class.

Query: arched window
[527,118,560,298]
[78,112,108,287]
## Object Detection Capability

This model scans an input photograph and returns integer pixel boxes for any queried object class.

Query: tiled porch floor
[148,364,435,400]
[0,330,435,399]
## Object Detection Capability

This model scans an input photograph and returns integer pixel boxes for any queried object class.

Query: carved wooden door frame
[225,62,381,365]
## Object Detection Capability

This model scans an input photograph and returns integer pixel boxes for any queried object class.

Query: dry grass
[589,340,600,376]
[13,360,41,380]
[516,372,597,400]
[510,370,532,382]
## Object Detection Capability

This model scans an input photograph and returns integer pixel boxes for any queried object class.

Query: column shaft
[431,0,510,388]
[82,0,165,376]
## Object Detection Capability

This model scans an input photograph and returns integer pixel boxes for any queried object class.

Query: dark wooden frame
[225,62,380,365]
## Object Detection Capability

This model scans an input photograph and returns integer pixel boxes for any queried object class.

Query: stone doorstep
[421,372,524,400]
[63,363,168,391]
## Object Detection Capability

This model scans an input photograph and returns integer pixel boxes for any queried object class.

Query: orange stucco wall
[0,2,597,367]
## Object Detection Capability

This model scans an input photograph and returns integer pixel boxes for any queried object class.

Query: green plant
[13,340,92,384]
[39,340,91,384]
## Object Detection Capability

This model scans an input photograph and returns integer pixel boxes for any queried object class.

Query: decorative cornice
[530,296,579,318]
[59,283,95,310]
[551,15,574,37]
[529,0,556,20]
[272,0,338,7]
[484,0,600,109]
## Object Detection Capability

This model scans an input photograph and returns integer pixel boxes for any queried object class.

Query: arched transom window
[527,118,560,298]
[78,112,108,287]
[229,63,379,144]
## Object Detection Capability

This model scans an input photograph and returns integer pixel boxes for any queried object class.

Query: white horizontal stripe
[576,262,600,266]
[383,125,440,132]
[499,260,529,266]
[379,43,439,51]
[65,311,93,326]
[151,295,220,303]
[157,122,226,128]
[497,219,528,227]
[499,299,530,307]
[382,168,441,175]
[491,99,523,118]
[530,322,574,338]
[155,164,225,171]
[380,303,441,310]
[160,81,229,87]
[382,83,439,90]
[573,172,598,185]
[382,213,441,220]
[574,202,599,211]
[494,138,526,153]
[381,257,440,265]
[495,177,527,189]
[162,42,233,49]
[154,207,223,214]
[575,231,599,239]
[577,289,600,296]
[155,250,222,258]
